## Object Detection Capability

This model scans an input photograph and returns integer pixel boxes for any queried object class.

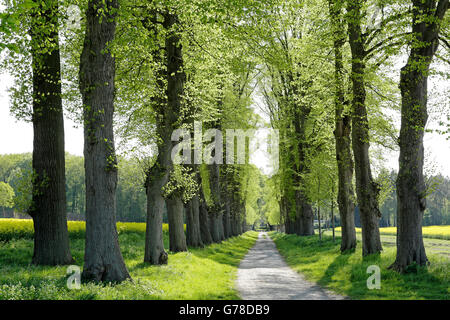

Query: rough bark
[329,0,357,252]
[299,198,315,235]
[209,211,220,242]
[236,208,243,235]
[218,211,225,240]
[167,195,187,252]
[144,162,168,264]
[347,0,382,256]
[79,0,130,282]
[199,188,213,245]
[143,9,168,265]
[163,11,188,252]
[291,84,315,236]
[241,207,247,233]
[223,196,231,238]
[390,0,448,272]
[29,0,72,266]
[231,211,238,236]
[284,197,294,234]
[186,193,203,247]
[209,161,224,242]
[229,194,237,236]
[231,180,241,236]
[220,168,229,239]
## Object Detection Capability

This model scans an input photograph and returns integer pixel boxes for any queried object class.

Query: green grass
[270,232,450,300]
[0,221,258,300]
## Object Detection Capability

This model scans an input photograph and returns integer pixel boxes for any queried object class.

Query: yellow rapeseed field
[0,218,171,241]
[335,225,450,240]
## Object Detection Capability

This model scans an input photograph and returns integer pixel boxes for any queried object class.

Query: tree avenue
[0,0,448,294]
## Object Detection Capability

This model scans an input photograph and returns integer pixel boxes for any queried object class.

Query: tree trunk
[163,11,188,252]
[218,212,225,240]
[347,0,382,256]
[317,178,322,240]
[199,190,213,245]
[79,0,130,282]
[331,194,336,243]
[390,0,448,272]
[144,164,168,265]
[293,191,303,235]
[166,195,187,252]
[142,8,169,265]
[223,196,231,238]
[300,200,315,235]
[230,199,236,236]
[241,206,247,233]
[236,206,243,235]
[208,163,224,241]
[209,211,220,242]
[221,167,231,239]
[186,193,203,247]
[329,0,357,252]
[29,0,72,266]
[292,92,314,236]
[284,197,293,234]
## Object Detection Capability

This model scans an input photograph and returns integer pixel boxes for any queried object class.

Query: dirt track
[236,232,345,300]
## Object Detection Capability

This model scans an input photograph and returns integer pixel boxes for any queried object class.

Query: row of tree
[243,0,448,272]
[0,0,448,282]
[4,154,447,229]
[0,0,269,282]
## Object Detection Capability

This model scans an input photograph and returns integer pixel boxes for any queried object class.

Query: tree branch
[365,32,410,58]
[438,35,450,51]
[435,0,449,21]
[364,10,411,46]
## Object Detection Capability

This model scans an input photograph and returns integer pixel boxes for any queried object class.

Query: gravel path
[236,232,345,300]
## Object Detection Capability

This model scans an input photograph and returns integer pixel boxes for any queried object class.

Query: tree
[346,0,383,256]
[164,10,188,253]
[79,0,131,282]
[390,0,449,272]
[0,181,14,217]
[28,0,72,266]
[208,161,223,242]
[328,0,357,252]
[185,166,204,247]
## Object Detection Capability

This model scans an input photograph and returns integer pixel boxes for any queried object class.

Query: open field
[270,232,450,300]
[0,219,258,300]
[332,226,450,240]
[0,219,171,242]
[324,227,450,258]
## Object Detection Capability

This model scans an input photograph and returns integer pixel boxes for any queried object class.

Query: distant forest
[0,153,146,222]
[1,153,448,227]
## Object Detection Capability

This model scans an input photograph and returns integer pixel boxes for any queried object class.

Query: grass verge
[270,232,449,300]
[0,222,258,300]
